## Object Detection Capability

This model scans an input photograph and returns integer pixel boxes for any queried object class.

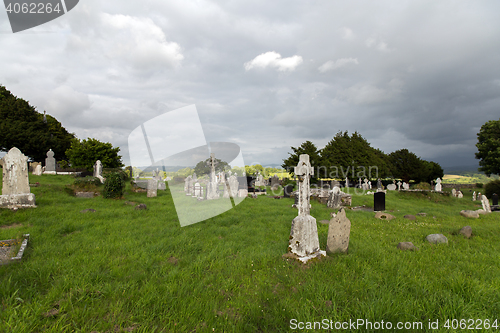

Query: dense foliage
[484,179,500,199]
[283,132,443,182]
[475,118,500,176]
[66,138,124,172]
[0,85,75,162]
[103,172,125,198]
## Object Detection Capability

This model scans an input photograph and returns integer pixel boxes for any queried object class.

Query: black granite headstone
[284,185,294,198]
[492,193,498,206]
[374,192,385,211]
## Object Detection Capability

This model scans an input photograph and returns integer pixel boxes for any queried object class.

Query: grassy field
[1,174,499,332]
[442,173,499,185]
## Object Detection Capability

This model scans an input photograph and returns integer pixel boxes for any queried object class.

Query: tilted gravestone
[288,154,326,263]
[374,192,385,211]
[481,195,491,213]
[327,187,342,209]
[44,149,56,174]
[0,147,36,208]
[327,208,351,254]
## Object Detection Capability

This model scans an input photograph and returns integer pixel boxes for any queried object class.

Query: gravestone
[284,185,294,198]
[492,193,498,206]
[33,164,43,176]
[271,175,280,188]
[404,182,410,190]
[93,160,105,183]
[374,192,385,211]
[472,191,476,201]
[345,177,349,188]
[228,175,239,198]
[457,191,463,199]
[451,189,456,197]
[184,175,192,194]
[193,182,203,198]
[219,171,225,184]
[362,178,369,190]
[377,179,382,190]
[481,195,491,213]
[206,154,220,200]
[327,189,342,209]
[387,180,397,191]
[358,178,362,188]
[326,208,351,254]
[0,147,36,208]
[238,189,248,198]
[147,179,158,197]
[397,181,402,191]
[223,181,230,198]
[288,154,326,263]
[44,149,56,174]
[435,178,442,191]
[192,172,197,182]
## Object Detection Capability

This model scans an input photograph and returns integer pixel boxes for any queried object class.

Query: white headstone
[147,179,158,197]
[33,164,43,176]
[435,178,442,192]
[93,160,105,183]
[288,154,326,263]
[481,195,491,213]
[0,147,36,208]
[44,149,56,174]
[397,181,402,191]
[472,191,476,201]
[206,153,219,200]
[228,175,239,198]
[457,191,463,198]
[451,189,456,197]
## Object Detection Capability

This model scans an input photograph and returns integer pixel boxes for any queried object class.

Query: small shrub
[414,182,431,190]
[103,172,125,198]
[484,179,500,199]
[476,183,483,188]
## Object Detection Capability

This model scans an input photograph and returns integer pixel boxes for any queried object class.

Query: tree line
[0,85,123,171]
[282,131,444,183]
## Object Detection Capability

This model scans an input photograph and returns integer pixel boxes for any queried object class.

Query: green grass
[1,174,500,332]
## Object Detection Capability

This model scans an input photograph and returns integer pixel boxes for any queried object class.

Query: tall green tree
[0,85,75,162]
[282,140,321,180]
[320,131,390,180]
[388,149,424,183]
[475,118,500,176]
[66,138,124,171]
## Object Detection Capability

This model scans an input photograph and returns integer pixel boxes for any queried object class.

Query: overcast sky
[1,0,499,169]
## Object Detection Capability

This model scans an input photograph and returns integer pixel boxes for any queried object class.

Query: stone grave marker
[271,175,280,189]
[397,181,402,191]
[472,191,476,201]
[283,184,294,198]
[228,174,239,198]
[93,160,105,183]
[147,179,158,197]
[0,147,36,208]
[481,195,491,213]
[33,164,42,176]
[457,191,463,198]
[193,182,203,198]
[327,208,351,254]
[435,178,442,191]
[377,178,382,190]
[451,188,456,197]
[386,180,397,191]
[374,191,385,211]
[44,149,56,174]
[327,188,342,209]
[492,193,498,206]
[288,154,326,263]
[206,153,219,200]
[184,175,192,195]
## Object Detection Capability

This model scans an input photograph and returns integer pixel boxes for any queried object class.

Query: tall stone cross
[206,153,218,182]
[294,154,314,216]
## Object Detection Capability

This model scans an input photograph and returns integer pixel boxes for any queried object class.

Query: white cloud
[341,27,355,40]
[244,51,303,72]
[44,86,91,118]
[318,58,359,73]
[365,37,393,52]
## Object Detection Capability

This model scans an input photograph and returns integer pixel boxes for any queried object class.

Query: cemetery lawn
[1,175,500,332]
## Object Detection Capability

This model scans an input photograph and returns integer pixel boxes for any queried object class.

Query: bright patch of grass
[0,173,499,332]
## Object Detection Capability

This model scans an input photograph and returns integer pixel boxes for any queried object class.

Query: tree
[320,131,390,180]
[282,141,321,180]
[388,149,424,183]
[475,118,500,176]
[0,85,75,162]
[193,157,229,176]
[66,138,124,171]
[418,160,444,183]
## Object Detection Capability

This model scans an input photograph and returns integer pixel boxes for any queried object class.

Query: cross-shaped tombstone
[288,154,326,263]
[435,178,442,192]
[397,181,402,191]
[206,153,220,200]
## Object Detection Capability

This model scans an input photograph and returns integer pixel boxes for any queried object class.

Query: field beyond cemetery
[1,174,499,332]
